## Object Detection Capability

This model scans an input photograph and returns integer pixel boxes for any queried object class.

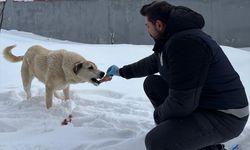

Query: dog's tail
[3,45,23,62]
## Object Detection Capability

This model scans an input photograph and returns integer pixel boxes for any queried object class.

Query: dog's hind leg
[63,86,70,100]
[46,85,54,109]
[21,61,34,100]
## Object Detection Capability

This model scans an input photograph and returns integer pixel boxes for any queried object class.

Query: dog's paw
[61,114,73,125]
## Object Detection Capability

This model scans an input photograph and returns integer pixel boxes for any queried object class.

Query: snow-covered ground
[0,30,249,150]
[241,47,250,52]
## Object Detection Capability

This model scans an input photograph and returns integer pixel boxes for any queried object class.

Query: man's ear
[155,20,165,31]
[73,62,83,74]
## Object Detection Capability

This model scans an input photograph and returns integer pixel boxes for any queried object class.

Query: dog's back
[24,45,49,63]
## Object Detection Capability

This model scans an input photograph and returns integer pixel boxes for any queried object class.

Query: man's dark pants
[143,75,248,150]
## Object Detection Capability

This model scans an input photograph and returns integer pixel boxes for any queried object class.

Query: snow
[241,47,250,52]
[0,29,249,150]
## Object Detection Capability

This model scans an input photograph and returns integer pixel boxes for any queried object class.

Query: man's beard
[149,33,156,41]
[150,32,163,41]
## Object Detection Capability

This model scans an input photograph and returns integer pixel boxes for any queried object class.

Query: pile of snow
[0,29,249,150]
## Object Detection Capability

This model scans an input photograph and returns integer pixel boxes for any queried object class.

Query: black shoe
[199,144,226,150]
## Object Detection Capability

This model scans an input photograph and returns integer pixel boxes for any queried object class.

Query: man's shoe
[198,144,227,150]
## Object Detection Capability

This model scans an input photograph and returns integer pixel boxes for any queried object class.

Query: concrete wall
[1,0,250,47]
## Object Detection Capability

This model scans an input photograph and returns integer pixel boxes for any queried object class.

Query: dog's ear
[73,62,83,74]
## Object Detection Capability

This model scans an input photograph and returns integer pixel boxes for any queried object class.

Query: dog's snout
[99,72,105,78]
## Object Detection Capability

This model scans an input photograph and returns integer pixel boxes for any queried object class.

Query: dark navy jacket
[119,6,248,123]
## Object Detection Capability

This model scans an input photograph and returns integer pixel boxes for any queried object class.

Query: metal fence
[1,0,250,47]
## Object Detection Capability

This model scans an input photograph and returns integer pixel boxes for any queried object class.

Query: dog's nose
[99,71,105,78]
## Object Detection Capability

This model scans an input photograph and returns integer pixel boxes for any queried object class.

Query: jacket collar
[152,31,171,53]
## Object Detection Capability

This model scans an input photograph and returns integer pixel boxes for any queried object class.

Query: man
[101,1,249,150]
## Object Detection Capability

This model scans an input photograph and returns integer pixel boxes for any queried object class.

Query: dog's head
[73,61,105,86]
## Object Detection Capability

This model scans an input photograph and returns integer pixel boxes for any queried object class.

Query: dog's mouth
[91,78,101,86]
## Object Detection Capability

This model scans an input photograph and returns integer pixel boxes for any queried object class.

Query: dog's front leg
[45,85,54,109]
[63,86,70,100]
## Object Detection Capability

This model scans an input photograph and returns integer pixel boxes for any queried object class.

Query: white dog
[3,45,104,109]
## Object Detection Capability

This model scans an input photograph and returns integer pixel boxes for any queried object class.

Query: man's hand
[99,65,120,83]
[106,65,120,76]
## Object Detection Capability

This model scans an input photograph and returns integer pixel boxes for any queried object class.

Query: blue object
[230,144,240,150]
[106,65,120,76]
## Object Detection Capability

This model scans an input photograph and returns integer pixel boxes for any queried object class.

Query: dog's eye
[88,66,94,70]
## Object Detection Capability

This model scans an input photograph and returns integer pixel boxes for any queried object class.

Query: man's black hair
[140,1,173,24]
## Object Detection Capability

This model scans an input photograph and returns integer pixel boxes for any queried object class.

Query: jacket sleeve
[119,53,159,79]
[154,37,213,124]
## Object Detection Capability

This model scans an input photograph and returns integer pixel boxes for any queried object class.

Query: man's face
[145,17,166,40]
